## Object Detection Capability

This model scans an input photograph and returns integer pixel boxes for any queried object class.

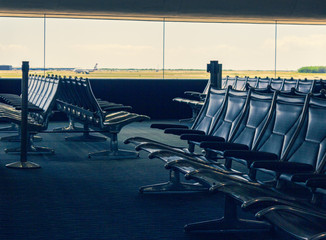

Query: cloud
[263,34,326,50]
[71,44,155,55]
[0,44,27,52]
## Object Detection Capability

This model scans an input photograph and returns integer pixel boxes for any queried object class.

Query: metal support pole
[6,61,40,169]
[162,18,165,80]
[44,14,46,76]
[274,20,277,78]
[20,62,28,162]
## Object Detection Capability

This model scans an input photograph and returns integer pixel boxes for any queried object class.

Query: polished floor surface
[0,121,292,240]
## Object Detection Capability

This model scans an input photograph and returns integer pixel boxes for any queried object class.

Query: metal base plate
[5,146,55,155]
[88,149,139,160]
[65,134,107,142]
[53,125,83,132]
[184,217,271,233]
[139,181,208,193]
[0,134,42,142]
[6,161,41,169]
[0,124,18,132]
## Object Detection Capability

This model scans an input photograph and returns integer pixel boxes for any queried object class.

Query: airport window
[46,18,163,78]
[276,24,326,79]
[164,22,275,79]
[0,17,325,79]
[0,17,43,77]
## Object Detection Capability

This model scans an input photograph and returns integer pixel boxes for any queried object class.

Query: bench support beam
[5,133,54,155]
[65,122,106,142]
[184,195,271,233]
[88,133,139,160]
[139,169,207,193]
[0,122,18,132]
[53,116,83,132]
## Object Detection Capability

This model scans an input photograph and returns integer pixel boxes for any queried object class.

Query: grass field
[0,69,325,80]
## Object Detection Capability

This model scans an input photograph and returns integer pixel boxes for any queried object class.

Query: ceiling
[0,0,326,24]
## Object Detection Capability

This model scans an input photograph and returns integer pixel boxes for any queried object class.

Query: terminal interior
[0,1,326,240]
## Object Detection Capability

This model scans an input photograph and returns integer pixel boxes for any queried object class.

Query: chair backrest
[256,77,271,89]
[296,79,315,93]
[208,88,249,141]
[57,76,73,105]
[29,75,43,103]
[192,86,227,134]
[313,80,324,93]
[75,78,97,111]
[282,79,298,92]
[229,90,276,150]
[202,81,210,95]
[223,76,237,89]
[27,75,38,101]
[282,94,326,172]
[56,76,104,126]
[233,77,248,91]
[270,78,284,91]
[221,77,227,89]
[246,77,258,88]
[34,76,51,107]
[253,92,308,159]
[30,75,60,126]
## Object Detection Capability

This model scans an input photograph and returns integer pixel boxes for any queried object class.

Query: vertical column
[207,60,222,89]
[6,61,40,169]
[162,18,166,80]
[20,61,29,163]
[44,14,46,76]
[274,20,277,78]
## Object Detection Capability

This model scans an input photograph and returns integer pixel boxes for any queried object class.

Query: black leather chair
[172,80,209,122]
[222,76,237,89]
[256,77,271,89]
[270,78,284,90]
[133,88,250,193]
[246,77,258,88]
[0,75,60,154]
[282,79,298,92]
[53,76,131,140]
[183,93,326,236]
[125,86,228,155]
[56,76,150,159]
[296,79,316,93]
[0,75,50,141]
[233,76,248,91]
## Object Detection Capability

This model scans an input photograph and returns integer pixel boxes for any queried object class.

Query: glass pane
[46,18,163,78]
[0,17,43,78]
[277,24,326,79]
[165,22,274,79]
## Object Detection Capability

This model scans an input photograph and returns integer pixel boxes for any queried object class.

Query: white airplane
[73,63,98,74]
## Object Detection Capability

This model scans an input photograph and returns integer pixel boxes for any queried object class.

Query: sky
[0,17,325,70]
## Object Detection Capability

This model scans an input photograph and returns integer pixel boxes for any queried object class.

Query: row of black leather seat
[55,76,150,159]
[174,75,324,123]
[224,75,324,93]
[125,84,326,239]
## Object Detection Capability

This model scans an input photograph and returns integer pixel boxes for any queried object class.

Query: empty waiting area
[0,61,325,240]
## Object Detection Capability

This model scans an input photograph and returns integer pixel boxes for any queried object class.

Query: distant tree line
[298,66,326,73]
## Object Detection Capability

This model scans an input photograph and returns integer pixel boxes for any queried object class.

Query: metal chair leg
[65,123,106,142]
[184,195,271,233]
[52,116,83,132]
[5,133,54,155]
[0,123,18,131]
[88,133,139,160]
[139,169,208,193]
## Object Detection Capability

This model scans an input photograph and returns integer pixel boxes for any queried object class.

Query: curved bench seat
[55,76,150,159]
